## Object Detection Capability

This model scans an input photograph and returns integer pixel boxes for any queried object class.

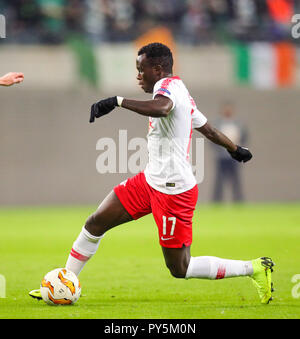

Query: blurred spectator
[234,0,257,27]
[143,0,186,25]
[180,0,212,44]
[207,0,230,24]
[4,0,41,43]
[212,102,248,202]
[65,0,85,34]
[266,0,294,40]
[37,0,66,43]
[0,0,296,44]
[229,0,264,41]
[101,0,136,42]
[83,0,106,42]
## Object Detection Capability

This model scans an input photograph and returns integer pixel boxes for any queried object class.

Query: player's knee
[85,213,105,236]
[167,263,187,279]
[85,213,96,227]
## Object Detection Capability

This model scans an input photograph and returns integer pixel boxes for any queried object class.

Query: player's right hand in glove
[90,96,118,123]
[228,145,252,163]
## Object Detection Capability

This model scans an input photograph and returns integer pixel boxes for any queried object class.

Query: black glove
[89,96,118,123]
[228,145,252,163]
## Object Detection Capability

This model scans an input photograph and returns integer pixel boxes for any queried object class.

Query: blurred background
[0,0,299,205]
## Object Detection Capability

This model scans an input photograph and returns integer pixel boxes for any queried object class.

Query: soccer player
[30,43,274,304]
[0,72,24,86]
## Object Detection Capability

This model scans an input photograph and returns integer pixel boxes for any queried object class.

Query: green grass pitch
[0,203,299,319]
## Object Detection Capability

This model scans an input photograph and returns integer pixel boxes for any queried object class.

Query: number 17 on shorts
[156,213,193,249]
[161,216,176,241]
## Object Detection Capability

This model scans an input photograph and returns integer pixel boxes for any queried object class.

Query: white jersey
[144,76,207,194]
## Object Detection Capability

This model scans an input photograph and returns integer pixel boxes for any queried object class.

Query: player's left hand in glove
[228,145,252,163]
[89,96,118,123]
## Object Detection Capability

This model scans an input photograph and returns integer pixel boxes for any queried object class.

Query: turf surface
[0,203,299,319]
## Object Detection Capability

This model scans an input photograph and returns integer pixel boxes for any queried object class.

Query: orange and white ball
[40,268,81,305]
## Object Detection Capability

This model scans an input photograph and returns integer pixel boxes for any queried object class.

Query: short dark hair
[138,43,173,73]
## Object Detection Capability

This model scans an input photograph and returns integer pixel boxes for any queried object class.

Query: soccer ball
[40,268,81,305]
